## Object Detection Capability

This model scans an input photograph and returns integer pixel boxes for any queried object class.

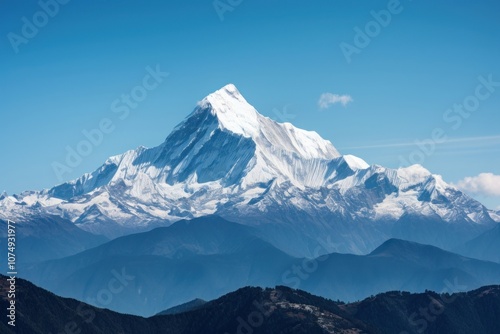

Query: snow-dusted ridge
[0,84,497,254]
[199,84,340,159]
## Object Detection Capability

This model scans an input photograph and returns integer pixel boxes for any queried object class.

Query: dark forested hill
[1,275,499,334]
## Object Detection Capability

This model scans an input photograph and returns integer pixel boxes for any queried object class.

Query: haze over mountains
[20,216,500,316]
[1,84,499,322]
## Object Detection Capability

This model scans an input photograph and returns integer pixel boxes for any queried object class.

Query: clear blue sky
[1,0,499,209]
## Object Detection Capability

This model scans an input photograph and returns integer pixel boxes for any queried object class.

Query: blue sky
[1,0,499,209]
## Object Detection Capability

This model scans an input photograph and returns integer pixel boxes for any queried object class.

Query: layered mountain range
[2,84,500,325]
[1,84,497,257]
[20,216,500,316]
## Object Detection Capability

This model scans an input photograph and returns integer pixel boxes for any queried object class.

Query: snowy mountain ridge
[0,84,497,255]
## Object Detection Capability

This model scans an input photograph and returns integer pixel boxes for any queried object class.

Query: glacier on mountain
[0,84,497,255]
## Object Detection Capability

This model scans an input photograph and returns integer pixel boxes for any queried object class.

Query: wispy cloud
[453,173,500,197]
[318,93,353,109]
[340,135,500,151]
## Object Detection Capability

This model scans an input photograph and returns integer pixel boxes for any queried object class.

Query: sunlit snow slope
[1,84,497,255]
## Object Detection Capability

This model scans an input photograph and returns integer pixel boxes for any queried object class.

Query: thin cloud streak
[339,135,500,150]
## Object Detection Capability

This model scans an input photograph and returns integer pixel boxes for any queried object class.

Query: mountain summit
[196,83,340,159]
[0,84,496,256]
[147,83,342,189]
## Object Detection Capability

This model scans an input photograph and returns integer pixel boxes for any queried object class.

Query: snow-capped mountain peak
[193,84,340,160]
[342,155,369,170]
[198,83,259,138]
[0,84,496,253]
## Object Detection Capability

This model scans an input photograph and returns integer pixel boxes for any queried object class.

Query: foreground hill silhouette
[2,275,500,333]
